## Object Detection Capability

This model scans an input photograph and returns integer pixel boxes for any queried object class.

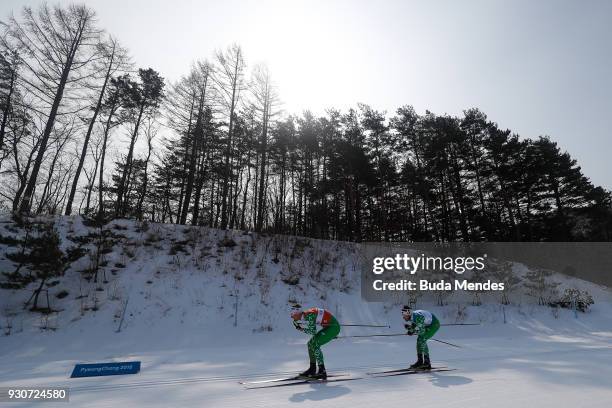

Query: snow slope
[1,216,611,407]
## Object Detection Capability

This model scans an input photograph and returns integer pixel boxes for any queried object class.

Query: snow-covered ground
[1,216,611,407]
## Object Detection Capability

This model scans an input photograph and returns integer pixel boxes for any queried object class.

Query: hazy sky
[2,0,611,188]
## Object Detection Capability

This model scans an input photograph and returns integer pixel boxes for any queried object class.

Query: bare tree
[0,48,19,163]
[81,130,103,213]
[1,4,102,214]
[65,36,130,215]
[2,105,38,211]
[165,61,213,224]
[249,64,281,231]
[135,117,159,219]
[213,44,246,228]
[35,119,76,214]
[97,74,131,218]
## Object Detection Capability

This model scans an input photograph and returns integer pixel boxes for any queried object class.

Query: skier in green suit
[291,306,341,379]
[402,305,440,369]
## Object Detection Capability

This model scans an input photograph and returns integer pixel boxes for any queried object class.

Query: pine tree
[115,68,164,216]
[5,220,65,311]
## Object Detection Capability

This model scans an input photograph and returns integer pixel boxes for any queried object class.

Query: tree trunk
[136,133,153,219]
[255,98,269,232]
[180,94,206,224]
[19,19,86,214]
[116,103,145,216]
[220,57,240,229]
[97,103,118,218]
[0,69,16,159]
[65,44,116,215]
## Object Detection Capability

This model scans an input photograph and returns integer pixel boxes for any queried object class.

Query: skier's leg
[307,335,321,363]
[301,336,318,376]
[310,320,340,378]
[316,321,341,349]
[411,336,425,368]
[418,334,429,356]
[312,320,341,365]
[420,317,440,368]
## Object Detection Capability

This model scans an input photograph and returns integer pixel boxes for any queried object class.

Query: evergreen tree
[5,220,65,311]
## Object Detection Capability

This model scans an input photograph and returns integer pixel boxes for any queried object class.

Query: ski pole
[432,338,461,348]
[336,333,407,339]
[335,323,475,328]
[336,334,462,348]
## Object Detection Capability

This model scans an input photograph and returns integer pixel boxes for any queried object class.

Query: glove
[404,323,415,336]
[293,320,304,331]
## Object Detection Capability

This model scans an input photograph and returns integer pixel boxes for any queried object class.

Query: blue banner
[70,361,141,378]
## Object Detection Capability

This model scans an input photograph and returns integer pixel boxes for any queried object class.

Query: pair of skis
[240,366,455,389]
[368,366,455,377]
[239,373,359,389]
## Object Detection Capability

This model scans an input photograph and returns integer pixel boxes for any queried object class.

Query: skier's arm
[404,322,416,335]
[293,320,304,331]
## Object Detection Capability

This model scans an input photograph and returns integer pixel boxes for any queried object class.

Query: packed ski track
[1,217,611,407]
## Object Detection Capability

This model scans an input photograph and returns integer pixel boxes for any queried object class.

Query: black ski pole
[336,334,462,348]
[432,338,461,348]
[336,333,407,339]
[441,323,480,326]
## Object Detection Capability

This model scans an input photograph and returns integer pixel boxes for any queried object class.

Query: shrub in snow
[455,304,468,322]
[0,234,19,246]
[282,275,300,285]
[549,288,594,312]
[219,237,237,247]
[169,241,188,255]
[523,268,560,305]
[135,221,150,233]
[145,231,162,243]
[55,290,69,299]
[488,260,521,305]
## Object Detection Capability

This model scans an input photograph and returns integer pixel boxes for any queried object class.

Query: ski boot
[421,354,432,370]
[299,362,317,378]
[409,353,424,369]
[317,364,327,380]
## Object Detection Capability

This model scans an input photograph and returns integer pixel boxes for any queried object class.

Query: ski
[370,368,456,378]
[245,376,361,389]
[367,366,447,375]
[239,373,345,385]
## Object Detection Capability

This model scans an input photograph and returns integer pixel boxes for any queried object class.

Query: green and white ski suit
[295,307,340,365]
[408,309,440,356]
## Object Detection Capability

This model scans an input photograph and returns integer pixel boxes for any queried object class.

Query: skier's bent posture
[402,305,440,369]
[291,306,340,379]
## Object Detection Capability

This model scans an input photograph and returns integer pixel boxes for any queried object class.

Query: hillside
[1,216,611,407]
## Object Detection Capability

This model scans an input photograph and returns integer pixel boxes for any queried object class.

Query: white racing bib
[315,307,325,325]
[413,310,433,325]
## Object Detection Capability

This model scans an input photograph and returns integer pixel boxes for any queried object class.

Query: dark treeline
[0,4,610,242]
